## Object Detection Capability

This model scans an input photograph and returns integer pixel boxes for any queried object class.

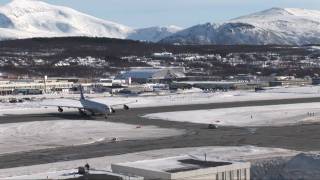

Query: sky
[0,0,320,28]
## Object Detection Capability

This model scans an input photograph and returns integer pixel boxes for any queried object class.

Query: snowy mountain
[1,1,319,45]
[0,0,183,42]
[160,8,320,45]
[127,25,183,42]
[0,0,133,40]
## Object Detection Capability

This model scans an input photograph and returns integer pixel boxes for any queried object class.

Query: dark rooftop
[166,159,232,173]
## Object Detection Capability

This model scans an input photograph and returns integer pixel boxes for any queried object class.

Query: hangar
[116,67,186,84]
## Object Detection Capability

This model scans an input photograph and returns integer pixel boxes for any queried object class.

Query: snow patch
[144,102,320,127]
[0,120,183,154]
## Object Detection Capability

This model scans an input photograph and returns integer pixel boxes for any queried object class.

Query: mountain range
[0,0,132,40]
[0,0,180,42]
[0,0,320,45]
[161,8,320,45]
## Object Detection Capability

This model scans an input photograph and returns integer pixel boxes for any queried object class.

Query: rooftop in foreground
[112,155,250,180]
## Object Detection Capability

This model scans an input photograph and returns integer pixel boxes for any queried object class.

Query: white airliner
[44,86,135,118]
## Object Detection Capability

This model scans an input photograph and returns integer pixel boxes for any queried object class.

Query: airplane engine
[123,105,129,110]
[58,107,63,113]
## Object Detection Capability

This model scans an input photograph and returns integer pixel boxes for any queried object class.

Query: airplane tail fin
[79,85,85,100]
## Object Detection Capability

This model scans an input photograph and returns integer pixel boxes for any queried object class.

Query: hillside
[0,37,314,77]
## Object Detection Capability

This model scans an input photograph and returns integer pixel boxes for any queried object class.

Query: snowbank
[251,152,320,180]
[282,153,320,179]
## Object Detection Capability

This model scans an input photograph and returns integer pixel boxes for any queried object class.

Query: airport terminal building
[0,79,74,95]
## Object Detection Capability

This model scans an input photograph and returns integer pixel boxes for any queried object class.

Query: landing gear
[78,108,87,116]
[58,107,63,113]
[123,105,129,110]
[208,124,218,129]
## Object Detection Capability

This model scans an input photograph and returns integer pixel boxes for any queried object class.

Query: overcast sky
[0,0,320,28]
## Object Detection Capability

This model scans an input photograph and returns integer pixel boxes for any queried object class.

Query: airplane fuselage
[80,99,112,115]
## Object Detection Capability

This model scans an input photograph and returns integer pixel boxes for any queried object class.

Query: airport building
[171,81,240,90]
[0,79,74,95]
[111,156,250,180]
[171,81,250,90]
[116,67,186,84]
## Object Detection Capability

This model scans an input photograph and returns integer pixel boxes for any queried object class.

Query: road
[1,97,320,169]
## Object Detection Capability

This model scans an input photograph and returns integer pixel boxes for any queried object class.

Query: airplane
[44,85,136,119]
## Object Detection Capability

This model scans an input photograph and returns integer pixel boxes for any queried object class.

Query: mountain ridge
[128,25,183,42]
[160,7,320,45]
[0,1,320,45]
[0,0,180,41]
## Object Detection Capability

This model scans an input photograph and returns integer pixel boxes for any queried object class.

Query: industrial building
[171,81,253,91]
[171,81,241,90]
[111,156,250,180]
[0,79,74,95]
[116,67,186,84]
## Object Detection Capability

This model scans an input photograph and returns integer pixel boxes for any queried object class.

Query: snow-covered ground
[2,86,320,116]
[1,86,320,179]
[262,86,320,94]
[144,102,320,127]
[0,120,183,154]
[0,146,298,179]
[92,86,320,108]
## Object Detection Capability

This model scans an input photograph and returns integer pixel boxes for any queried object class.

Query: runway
[1,97,320,169]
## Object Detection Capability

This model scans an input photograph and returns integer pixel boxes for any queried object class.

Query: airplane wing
[41,99,84,109]
[109,100,138,107]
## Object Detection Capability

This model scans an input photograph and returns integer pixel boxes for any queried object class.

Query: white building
[112,156,250,180]
[152,52,174,58]
[117,67,186,84]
